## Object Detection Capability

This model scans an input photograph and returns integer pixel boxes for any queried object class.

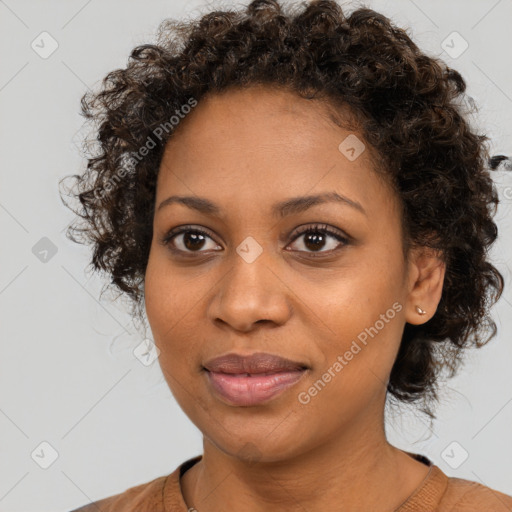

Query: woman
[62,0,512,510]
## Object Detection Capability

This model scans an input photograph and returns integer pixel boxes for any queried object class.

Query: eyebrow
[157,191,366,218]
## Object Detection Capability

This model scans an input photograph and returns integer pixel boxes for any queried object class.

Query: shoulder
[68,455,202,512]
[68,474,168,512]
[439,475,512,511]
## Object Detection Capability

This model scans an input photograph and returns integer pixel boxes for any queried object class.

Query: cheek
[311,254,406,381]
[144,255,167,333]
[297,303,404,422]
[144,250,206,369]
[144,253,188,368]
[144,249,194,335]
[144,259,204,411]
[314,255,404,328]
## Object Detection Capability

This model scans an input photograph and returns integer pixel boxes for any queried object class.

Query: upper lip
[203,352,309,374]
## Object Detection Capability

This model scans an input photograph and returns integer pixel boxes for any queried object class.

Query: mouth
[202,351,310,406]
[203,368,308,406]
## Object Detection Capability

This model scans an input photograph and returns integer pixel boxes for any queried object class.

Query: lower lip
[205,369,307,406]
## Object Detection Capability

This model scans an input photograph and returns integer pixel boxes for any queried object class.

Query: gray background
[1,0,511,510]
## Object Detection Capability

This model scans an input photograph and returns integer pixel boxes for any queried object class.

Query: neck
[181,413,430,512]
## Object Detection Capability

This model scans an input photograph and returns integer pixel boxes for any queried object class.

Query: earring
[415,305,426,315]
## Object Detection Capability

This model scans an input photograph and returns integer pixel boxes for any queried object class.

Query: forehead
[156,85,394,219]
[170,84,360,149]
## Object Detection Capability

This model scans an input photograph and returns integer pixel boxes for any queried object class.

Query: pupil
[184,232,206,251]
[305,232,325,251]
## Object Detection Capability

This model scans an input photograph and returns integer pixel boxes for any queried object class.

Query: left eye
[287,225,349,254]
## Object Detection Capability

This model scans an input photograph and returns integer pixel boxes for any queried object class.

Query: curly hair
[60,0,510,418]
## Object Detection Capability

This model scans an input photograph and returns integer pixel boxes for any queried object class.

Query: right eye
[160,225,222,254]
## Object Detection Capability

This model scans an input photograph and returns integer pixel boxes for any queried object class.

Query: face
[144,85,418,462]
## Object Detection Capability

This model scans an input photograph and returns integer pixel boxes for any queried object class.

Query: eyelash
[160,223,350,258]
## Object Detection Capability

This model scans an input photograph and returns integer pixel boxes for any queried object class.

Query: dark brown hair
[60,0,510,418]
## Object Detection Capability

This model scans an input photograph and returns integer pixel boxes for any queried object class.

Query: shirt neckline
[163,452,449,512]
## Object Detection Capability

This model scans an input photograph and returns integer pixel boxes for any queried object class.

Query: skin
[144,84,446,512]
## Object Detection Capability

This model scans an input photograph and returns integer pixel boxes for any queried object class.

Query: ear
[405,246,446,325]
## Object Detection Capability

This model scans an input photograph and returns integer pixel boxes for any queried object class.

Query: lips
[202,352,309,406]
[203,352,308,374]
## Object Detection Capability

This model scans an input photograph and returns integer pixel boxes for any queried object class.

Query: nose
[207,249,292,333]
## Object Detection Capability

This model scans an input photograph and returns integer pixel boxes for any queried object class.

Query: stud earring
[415,305,426,315]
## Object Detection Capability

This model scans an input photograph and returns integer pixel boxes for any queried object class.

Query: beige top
[69,453,512,511]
